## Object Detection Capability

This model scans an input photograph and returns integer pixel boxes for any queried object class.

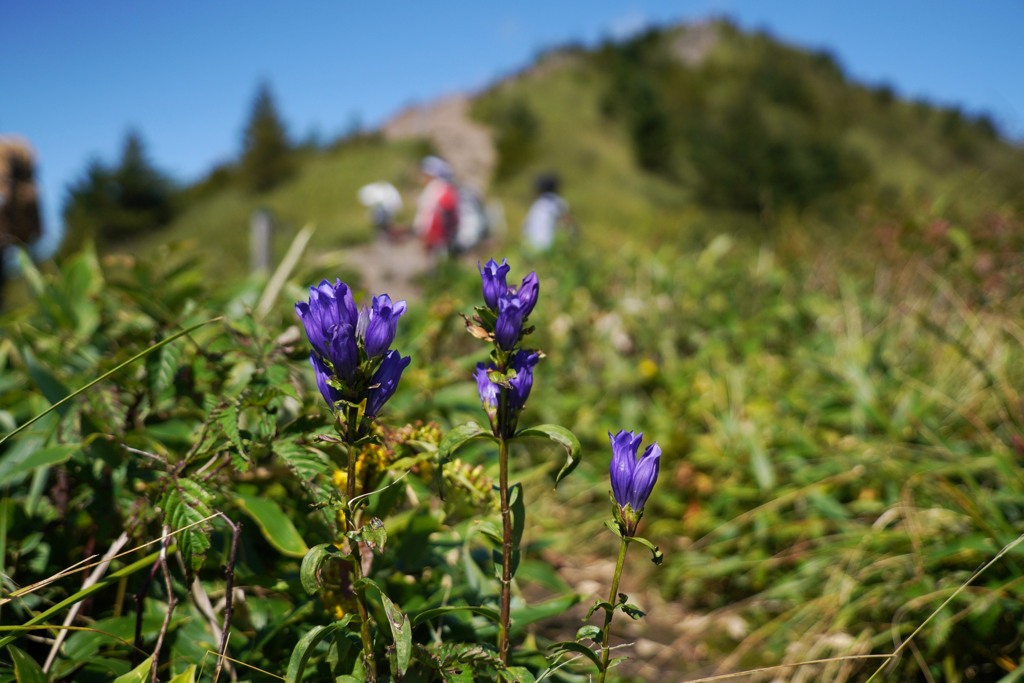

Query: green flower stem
[344,405,377,683]
[497,432,513,665]
[599,536,629,683]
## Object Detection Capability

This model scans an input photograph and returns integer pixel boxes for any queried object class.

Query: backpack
[454,185,490,252]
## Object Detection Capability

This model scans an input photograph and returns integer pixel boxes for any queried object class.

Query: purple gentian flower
[365,350,411,418]
[609,430,661,535]
[507,350,540,412]
[516,271,539,319]
[479,258,511,310]
[295,279,359,361]
[326,323,359,383]
[474,363,500,411]
[495,293,525,350]
[310,353,344,411]
[363,294,407,358]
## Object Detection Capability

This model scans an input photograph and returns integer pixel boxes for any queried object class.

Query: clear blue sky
[4,1,1023,256]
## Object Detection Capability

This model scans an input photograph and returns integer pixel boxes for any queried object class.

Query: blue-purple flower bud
[365,350,411,418]
[474,362,500,431]
[495,293,525,350]
[363,294,407,359]
[295,279,359,362]
[310,353,344,411]
[479,258,511,310]
[609,430,661,536]
[517,271,539,319]
[507,350,540,412]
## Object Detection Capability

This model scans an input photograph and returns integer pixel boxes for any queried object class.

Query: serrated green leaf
[236,493,308,557]
[218,402,245,459]
[514,424,581,487]
[276,439,334,502]
[7,645,47,683]
[148,339,182,402]
[160,478,214,570]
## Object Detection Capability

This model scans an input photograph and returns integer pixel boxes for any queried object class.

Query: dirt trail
[328,93,498,299]
[382,93,495,192]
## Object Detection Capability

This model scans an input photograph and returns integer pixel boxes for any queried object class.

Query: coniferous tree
[239,81,293,193]
[62,129,175,252]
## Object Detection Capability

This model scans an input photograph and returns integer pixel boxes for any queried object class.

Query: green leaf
[147,338,182,403]
[548,640,603,671]
[236,492,309,557]
[167,664,197,683]
[499,667,537,682]
[219,402,245,460]
[748,439,775,492]
[21,348,73,411]
[7,645,47,683]
[411,605,501,627]
[627,534,664,565]
[576,625,601,642]
[437,422,494,498]
[0,444,77,487]
[509,482,525,578]
[621,603,646,620]
[514,424,581,487]
[603,518,623,539]
[300,543,341,595]
[357,517,387,553]
[276,438,334,502]
[355,577,411,676]
[286,620,350,683]
[112,657,152,683]
[585,599,613,621]
[160,478,214,571]
[2,317,222,447]
[510,593,580,632]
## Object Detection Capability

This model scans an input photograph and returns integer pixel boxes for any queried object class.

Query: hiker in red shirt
[413,156,459,260]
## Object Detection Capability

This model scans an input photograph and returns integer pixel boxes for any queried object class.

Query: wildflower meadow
[2,226,1024,681]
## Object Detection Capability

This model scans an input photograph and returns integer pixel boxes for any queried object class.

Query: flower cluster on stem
[468,258,542,665]
[296,279,411,682]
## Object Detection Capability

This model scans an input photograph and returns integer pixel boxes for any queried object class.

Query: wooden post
[250,208,272,274]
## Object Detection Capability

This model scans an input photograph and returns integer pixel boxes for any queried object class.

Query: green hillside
[473,21,1024,255]
[75,19,1024,282]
